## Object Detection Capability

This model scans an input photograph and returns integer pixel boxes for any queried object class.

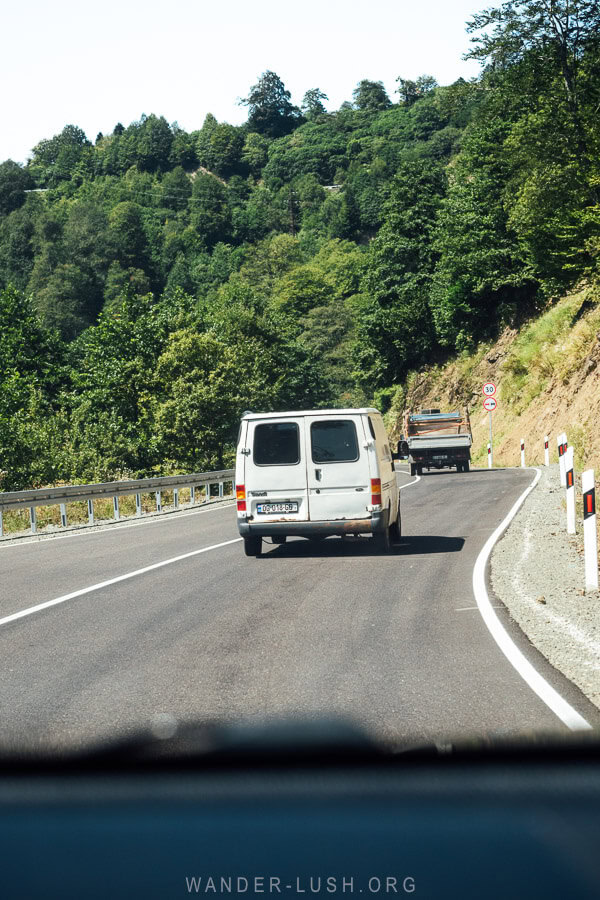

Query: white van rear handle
[315,469,322,481]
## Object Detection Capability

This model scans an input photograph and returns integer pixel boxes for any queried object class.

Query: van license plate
[432,455,447,460]
[257,502,298,514]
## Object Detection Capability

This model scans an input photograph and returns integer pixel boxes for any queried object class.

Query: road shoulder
[491,465,600,711]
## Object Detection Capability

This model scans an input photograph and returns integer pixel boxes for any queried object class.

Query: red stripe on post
[584,489,596,519]
[567,470,574,488]
[544,440,548,449]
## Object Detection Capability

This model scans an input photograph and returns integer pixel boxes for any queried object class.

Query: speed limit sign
[482,382,496,396]
[483,397,497,411]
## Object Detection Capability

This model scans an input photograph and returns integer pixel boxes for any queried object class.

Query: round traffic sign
[483,397,497,411]
[482,382,496,396]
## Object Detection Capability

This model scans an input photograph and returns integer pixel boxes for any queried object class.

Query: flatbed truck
[400,408,472,475]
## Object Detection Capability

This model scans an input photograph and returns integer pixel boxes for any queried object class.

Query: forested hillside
[1,0,599,491]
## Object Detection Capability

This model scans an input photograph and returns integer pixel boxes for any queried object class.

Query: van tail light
[370,478,382,506]
[236,484,247,513]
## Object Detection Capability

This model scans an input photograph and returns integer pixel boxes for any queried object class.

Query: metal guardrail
[0,470,235,536]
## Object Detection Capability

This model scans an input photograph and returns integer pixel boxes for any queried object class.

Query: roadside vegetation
[1,0,599,492]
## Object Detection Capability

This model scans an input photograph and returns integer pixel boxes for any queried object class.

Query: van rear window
[253,422,300,466]
[311,420,359,463]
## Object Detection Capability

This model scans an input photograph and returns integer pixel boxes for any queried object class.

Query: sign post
[558,433,566,487]
[565,446,575,535]
[582,469,598,591]
[482,384,496,468]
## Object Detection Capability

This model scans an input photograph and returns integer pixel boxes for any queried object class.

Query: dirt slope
[397,283,600,472]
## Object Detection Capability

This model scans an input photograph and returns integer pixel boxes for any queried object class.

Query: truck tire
[417,464,423,476]
[464,460,470,472]
[243,536,262,557]
[271,535,287,544]
[410,463,417,477]
[456,463,462,473]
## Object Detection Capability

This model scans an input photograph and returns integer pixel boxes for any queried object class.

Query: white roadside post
[482,383,496,467]
[60,503,67,528]
[582,469,598,591]
[558,433,566,487]
[87,499,94,525]
[544,436,549,467]
[565,446,576,534]
[520,438,525,468]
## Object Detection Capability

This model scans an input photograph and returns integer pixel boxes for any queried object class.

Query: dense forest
[1,0,599,491]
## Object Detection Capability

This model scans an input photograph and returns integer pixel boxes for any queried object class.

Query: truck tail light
[236,484,246,513]
[371,478,381,506]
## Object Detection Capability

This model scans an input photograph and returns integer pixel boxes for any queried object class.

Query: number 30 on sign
[482,382,496,396]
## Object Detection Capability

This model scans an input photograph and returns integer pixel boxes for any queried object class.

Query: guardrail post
[156,491,161,513]
[205,484,210,503]
[173,488,179,509]
[113,496,120,521]
[190,486,195,505]
[520,438,525,468]
[544,435,549,466]
[87,499,94,525]
[135,493,142,516]
[60,503,67,528]
[0,511,3,537]
[30,507,37,534]
[582,469,598,591]
[219,482,224,499]
[565,446,575,534]
[558,433,566,487]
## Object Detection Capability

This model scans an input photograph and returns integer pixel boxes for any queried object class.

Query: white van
[235,409,401,556]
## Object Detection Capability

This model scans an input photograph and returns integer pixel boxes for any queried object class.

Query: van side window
[311,420,359,463]
[254,422,300,466]
[368,417,376,440]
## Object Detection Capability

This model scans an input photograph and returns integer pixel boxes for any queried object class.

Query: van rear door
[243,418,309,523]
[304,414,373,522]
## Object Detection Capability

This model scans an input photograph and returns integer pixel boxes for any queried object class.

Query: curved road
[0,467,597,749]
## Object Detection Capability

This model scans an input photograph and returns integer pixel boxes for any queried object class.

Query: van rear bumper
[238,510,388,538]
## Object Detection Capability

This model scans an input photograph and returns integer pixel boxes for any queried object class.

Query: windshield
[0,0,598,761]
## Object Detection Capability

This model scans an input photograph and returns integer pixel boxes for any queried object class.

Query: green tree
[241,71,302,138]
[356,160,446,385]
[301,88,328,119]
[0,161,35,218]
[352,80,391,111]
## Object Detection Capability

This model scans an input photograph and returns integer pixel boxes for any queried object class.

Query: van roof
[241,408,380,421]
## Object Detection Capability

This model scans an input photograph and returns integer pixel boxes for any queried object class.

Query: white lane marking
[0,501,236,549]
[0,538,242,628]
[456,606,501,611]
[398,475,421,490]
[472,467,592,731]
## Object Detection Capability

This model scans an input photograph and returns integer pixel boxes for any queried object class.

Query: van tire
[464,460,470,472]
[271,535,287,544]
[373,527,391,553]
[389,501,402,543]
[410,463,416,476]
[243,536,262,557]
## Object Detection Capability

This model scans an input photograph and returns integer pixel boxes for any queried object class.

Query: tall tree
[466,1,600,179]
[301,88,329,119]
[241,71,302,138]
[352,80,391,111]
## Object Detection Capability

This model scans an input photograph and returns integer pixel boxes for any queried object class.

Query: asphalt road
[0,467,597,750]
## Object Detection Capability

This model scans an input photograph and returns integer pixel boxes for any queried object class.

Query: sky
[2,0,484,164]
